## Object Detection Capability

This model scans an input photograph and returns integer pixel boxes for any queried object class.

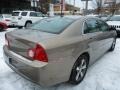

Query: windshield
[109,16,120,21]
[30,17,75,34]
[12,12,20,16]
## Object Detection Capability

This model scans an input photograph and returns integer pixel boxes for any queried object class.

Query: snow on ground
[0,28,120,90]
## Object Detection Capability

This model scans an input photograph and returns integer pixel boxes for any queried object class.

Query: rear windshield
[12,12,20,16]
[30,17,75,34]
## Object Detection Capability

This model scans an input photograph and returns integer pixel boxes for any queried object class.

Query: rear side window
[12,12,20,16]
[30,17,75,34]
[30,12,37,17]
[84,19,100,34]
[21,12,27,16]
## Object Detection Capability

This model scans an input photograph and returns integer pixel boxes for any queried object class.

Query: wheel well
[26,20,32,24]
[69,52,90,83]
[25,20,32,27]
[81,52,90,63]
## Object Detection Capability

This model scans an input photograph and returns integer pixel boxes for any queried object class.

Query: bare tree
[108,0,117,15]
[92,0,103,15]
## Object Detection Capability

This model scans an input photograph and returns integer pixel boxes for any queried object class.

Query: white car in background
[0,14,12,26]
[11,11,47,28]
[106,15,120,37]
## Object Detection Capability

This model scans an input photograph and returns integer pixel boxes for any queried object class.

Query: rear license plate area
[9,58,26,69]
[9,58,18,67]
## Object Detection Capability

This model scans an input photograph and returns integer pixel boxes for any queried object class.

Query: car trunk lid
[6,29,56,60]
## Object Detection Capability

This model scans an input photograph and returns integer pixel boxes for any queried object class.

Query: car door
[97,20,115,52]
[83,19,106,64]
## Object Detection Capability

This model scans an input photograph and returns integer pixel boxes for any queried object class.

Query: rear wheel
[25,21,32,28]
[109,38,116,51]
[69,54,89,85]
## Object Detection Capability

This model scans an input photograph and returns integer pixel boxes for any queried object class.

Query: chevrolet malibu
[3,16,117,86]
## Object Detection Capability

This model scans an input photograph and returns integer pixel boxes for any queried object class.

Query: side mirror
[109,26,116,31]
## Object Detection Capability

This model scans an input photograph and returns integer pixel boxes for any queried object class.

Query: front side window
[97,20,109,32]
[84,19,100,34]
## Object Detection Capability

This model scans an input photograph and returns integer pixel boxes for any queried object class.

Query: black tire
[109,38,116,51]
[69,54,89,85]
[25,21,32,28]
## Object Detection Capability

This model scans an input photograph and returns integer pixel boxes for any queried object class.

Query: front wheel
[69,54,89,85]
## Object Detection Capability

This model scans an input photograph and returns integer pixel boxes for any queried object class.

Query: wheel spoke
[81,64,86,70]
[76,67,80,71]
[81,59,84,67]
[80,71,84,77]
[76,71,81,81]
[75,57,87,81]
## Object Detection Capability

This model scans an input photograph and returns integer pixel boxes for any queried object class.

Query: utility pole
[74,0,75,7]
[61,0,64,16]
[85,0,88,15]
[73,0,75,15]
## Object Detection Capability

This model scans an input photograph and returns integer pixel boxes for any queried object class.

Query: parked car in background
[11,11,47,28]
[4,16,117,86]
[0,22,8,31]
[106,15,120,37]
[0,14,12,27]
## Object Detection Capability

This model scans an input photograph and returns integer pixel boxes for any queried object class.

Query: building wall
[0,0,31,13]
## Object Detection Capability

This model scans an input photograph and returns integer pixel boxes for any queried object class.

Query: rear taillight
[28,44,48,62]
[5,34,9,46]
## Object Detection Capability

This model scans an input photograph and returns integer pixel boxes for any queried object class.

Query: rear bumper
[3,46,49,86]
[3,46,71,86]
